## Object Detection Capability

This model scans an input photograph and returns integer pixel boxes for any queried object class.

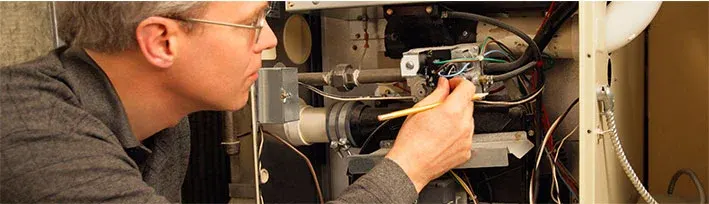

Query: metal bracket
[347,131,534,174]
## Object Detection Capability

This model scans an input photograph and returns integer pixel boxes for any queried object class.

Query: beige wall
[648,2,709,201]
[0,2,54,67]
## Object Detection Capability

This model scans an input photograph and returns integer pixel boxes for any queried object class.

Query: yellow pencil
[377,93,488,121]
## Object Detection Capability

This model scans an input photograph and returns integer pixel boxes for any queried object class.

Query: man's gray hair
[57,2,209,53]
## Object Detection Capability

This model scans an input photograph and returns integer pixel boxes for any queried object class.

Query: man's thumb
[414,77,449,107]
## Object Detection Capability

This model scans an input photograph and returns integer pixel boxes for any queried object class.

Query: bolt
[462,31,469,37]
[527,130,535,137]
[386,8,394,15]
[280,89,292,103]
[330,141,339,149]
[425,6,433,14]
[352,45,358,50]
[338,137,348,145]
[405,61,415,69]
[355,33,361,39]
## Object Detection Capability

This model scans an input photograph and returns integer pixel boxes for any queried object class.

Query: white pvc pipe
[606,1,662,52]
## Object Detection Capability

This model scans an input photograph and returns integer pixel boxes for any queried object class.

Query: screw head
[355,33,361,39]
[386,8,394,15]
[425,6,433,14]
[352,45,358,50]
[312,1,319,5]
[462,31,469,37]
[405,61,415,69]
[288,2,294,7]
[330,141,339,148]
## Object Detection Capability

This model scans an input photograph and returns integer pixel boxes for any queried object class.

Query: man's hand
[385,77,476,192]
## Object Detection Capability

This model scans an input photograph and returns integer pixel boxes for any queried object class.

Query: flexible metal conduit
[598,87,657,204]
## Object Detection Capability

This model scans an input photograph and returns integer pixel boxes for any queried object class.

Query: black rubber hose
[445,11,542,63]
[483,2,578,74]
[490,61,536,81]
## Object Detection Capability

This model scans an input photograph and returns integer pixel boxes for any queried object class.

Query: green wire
[479,36,493,54]
[433,58,508,65]
[484,58,508,63]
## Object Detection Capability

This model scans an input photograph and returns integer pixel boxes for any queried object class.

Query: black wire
[359,120,391,152]
[475,166,524,185]
[483,2,578,74]
[445,11,542,65]
[491,61,537,81]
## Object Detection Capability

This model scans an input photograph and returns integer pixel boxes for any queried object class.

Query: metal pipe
[355,68,405,84]
[299,106,329,144]
[298,72,328,86]
[297,68,404,86]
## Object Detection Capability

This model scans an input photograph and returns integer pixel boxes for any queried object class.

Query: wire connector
[597,85,614,112]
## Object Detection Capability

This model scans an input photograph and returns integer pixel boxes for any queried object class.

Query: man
[1,2,476,203]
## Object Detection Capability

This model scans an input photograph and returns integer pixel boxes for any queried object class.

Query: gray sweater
[0,47,417,203]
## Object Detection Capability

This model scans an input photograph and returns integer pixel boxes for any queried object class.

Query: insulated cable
[550,125,578,204]
[488,61,538,82]
[443,11,542,74]
[529,98,578,204]
[450,170,477,204]
[476,84,544,106]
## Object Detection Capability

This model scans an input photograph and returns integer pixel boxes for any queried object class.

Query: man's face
[170,2,277,111]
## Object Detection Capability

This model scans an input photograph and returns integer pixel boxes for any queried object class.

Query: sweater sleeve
[329,158,418,203]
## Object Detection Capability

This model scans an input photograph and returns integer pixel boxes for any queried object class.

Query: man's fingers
[441,77,476,117]
[414,77,449,107]
[448,77,468,90]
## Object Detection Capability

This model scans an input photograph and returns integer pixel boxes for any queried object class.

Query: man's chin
[228,94,250,111]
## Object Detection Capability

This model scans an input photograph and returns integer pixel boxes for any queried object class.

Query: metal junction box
[256,67,300,124]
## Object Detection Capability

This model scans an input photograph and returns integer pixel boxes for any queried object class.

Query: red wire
[535,2,556,36]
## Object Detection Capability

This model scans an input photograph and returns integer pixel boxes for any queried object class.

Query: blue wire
[438,63,472,78]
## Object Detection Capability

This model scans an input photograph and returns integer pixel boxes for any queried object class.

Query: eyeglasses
[170,5,271,44]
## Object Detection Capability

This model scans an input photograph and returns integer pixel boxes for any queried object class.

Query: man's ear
[135,17,181,69]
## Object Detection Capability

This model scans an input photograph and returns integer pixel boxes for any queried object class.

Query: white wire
[477,85,544,106]
[258,129,265,158]
[299,82,415,101]
[529,99,577,204]
[550,125,578,204]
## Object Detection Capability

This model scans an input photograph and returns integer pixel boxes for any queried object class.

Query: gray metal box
[256,67,299,124]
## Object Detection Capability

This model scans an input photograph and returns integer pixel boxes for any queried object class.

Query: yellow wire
[449,170,476,204]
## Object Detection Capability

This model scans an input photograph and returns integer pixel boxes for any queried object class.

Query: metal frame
[285,1,418,12]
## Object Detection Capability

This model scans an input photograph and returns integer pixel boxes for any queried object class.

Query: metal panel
[347,131,534,174]
[256,67,300,124]
[579,2,649,203]
[579,3,605,203]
